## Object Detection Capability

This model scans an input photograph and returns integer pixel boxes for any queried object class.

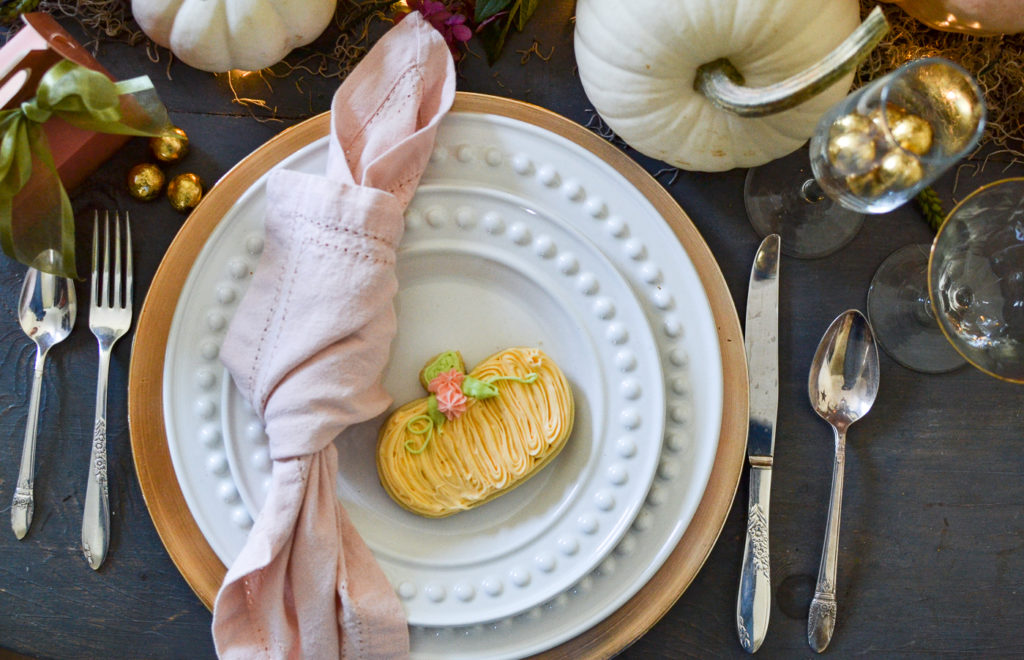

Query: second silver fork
[83,210,133,570]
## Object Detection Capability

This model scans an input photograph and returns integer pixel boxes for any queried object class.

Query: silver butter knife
[736,234,780,653]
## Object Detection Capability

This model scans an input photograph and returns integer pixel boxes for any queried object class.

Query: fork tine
[90,211,99,308]
[101,211,111,308]
[125,212,133,309]
[113,212,122,308]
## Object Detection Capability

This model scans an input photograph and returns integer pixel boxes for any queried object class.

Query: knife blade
[736,233,780,653]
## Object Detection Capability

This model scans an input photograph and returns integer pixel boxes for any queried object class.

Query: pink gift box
[0,12,131,192]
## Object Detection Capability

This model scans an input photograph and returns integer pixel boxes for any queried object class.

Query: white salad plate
[132,94,740,660]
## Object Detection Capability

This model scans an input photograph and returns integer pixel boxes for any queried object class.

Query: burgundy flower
[397,0,474,60]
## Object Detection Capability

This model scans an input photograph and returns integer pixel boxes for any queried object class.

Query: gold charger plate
[128,92,747,657]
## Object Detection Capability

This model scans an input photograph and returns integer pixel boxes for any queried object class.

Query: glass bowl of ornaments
[746,57,985,258]
[810,57,985,213]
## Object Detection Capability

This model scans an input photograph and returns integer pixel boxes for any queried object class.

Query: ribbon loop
[0,58,173,278]
[19,100,51,124]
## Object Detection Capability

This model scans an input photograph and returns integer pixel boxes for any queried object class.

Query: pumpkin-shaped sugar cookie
[377,348,574,518]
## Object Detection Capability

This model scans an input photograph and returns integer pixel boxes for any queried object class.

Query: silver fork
[82,210,133,570]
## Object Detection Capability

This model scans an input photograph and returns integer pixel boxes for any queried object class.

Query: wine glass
[746,57,986,258]
[869,177,1024,381]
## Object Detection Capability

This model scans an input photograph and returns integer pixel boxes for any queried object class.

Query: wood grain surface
[2,3,1024,658]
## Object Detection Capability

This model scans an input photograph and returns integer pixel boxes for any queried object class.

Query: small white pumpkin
[574,0,869,171]
[132,0,337,73]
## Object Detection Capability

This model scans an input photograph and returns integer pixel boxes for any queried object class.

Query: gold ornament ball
[167,173,203,212]
[150,127,190,163]
[889,112,933,156]
[845,168,885,198]
[827,129,877,176]
[876,149,924,192]
[868,103,908,134]
[126,163,165,201]
[829,112,872,139]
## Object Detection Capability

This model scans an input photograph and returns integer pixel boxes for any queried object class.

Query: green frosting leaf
[420,350,466,389]
[426,395,446,427]
[462,376,499,400]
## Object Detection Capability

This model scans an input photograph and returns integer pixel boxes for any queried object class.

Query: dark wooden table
[2,4,1023,658]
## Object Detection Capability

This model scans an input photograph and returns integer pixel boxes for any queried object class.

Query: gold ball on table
[126,163,165,201]
[876,149,925,192]
[150,127,190,163]
[167,173,204,212]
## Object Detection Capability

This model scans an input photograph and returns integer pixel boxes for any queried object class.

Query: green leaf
[426,395,447,427]
[462,376,499,400]
[475,0,512,22]
[420,350,465,389]
[515,0,540,31]
[477,13,515,65]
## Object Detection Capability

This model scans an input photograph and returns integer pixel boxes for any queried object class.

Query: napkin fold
[212,13,455,658]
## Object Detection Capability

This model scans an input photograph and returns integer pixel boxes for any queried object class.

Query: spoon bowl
[806,309,879,653]
[11,249,77,539]
[809,310,880,431]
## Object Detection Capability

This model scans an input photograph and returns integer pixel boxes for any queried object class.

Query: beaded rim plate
[173,124,668,625]
[129,93,748,659]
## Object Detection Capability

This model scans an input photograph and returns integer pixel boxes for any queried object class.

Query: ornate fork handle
[82,340,114,569]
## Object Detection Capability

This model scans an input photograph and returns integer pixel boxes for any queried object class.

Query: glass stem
[801,179,826,204]
[912,290,936,326]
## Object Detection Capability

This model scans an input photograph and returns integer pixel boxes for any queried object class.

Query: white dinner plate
[159,109,723,658]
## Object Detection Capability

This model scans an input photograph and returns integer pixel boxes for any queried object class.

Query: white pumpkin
[132,0,337,73]
[574,0,864,171]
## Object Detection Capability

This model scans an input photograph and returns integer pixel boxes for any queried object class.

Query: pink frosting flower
[428,368,468,420]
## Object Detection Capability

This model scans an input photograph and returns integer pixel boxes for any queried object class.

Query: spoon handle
[82,345,112,570]
[808,426,847,652]
[12,348,48,539]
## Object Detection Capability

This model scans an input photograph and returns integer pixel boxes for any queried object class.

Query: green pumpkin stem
[694,6,889,118]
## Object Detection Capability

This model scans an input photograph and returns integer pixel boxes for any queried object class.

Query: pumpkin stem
[694,6,889,118]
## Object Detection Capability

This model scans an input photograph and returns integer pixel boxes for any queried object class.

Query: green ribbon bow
[0,58,174,278]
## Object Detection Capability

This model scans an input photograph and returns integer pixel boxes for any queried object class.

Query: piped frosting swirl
[376,347,574,518]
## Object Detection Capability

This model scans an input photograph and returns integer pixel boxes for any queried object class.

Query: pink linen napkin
[211,13,455,658]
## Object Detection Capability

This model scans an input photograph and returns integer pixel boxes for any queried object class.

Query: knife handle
[737,464,772,653]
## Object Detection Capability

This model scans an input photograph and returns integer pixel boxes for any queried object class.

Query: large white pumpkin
[132,0,337,73]
[574,0,863,171]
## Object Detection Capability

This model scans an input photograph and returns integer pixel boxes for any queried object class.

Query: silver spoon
[806,309,879,653]
[11,250,77,539]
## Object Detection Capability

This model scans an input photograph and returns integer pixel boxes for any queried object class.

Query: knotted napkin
[212,14,455,658]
